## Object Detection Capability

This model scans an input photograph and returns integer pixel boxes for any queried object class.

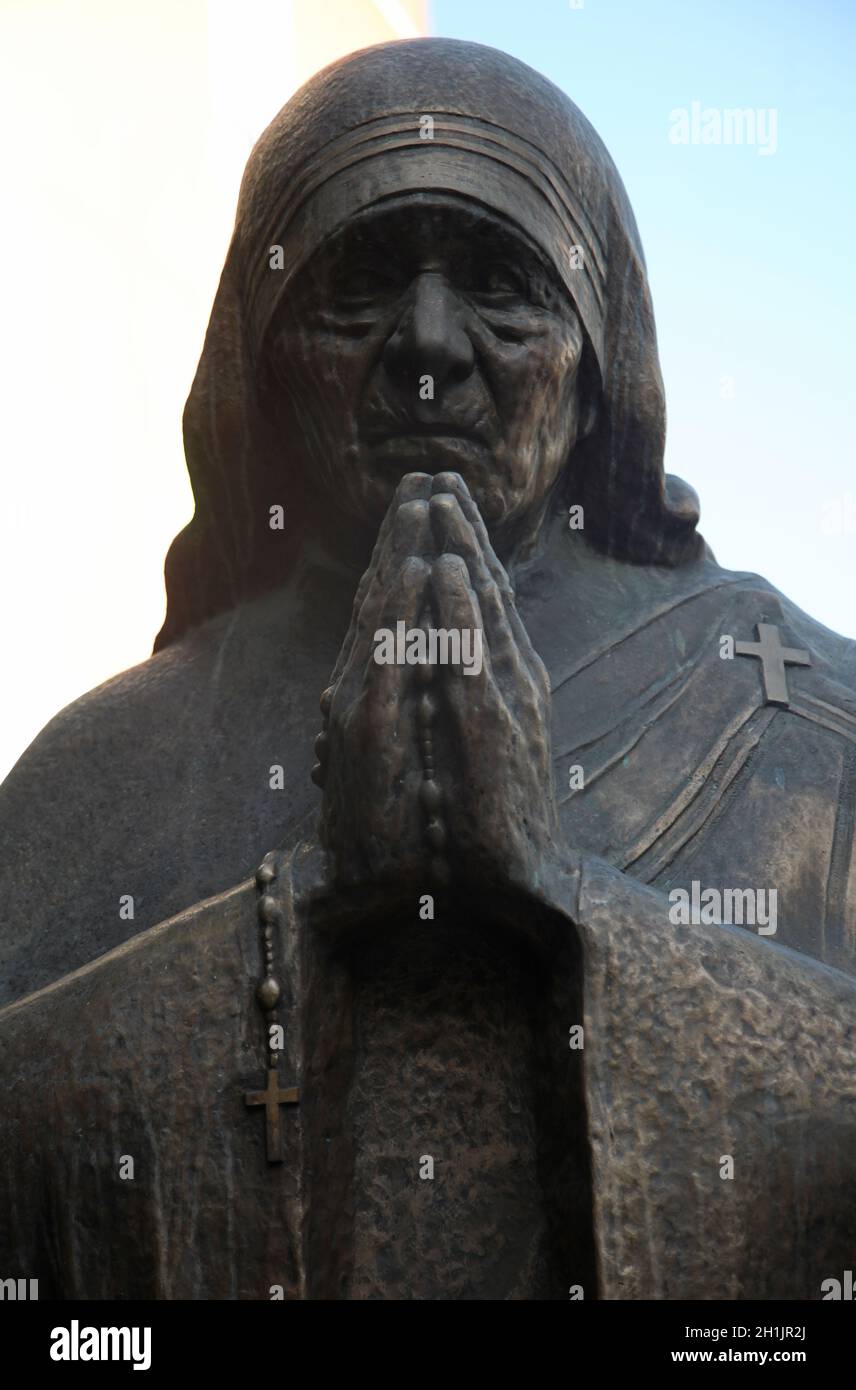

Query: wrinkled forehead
[243,113,607,371]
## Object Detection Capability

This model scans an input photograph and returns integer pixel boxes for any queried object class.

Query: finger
[432,551,546,729]
[335,498,433,701]
[430,552,489,690]
[430,483,547,687]
[327,473,432,690]
[431,490,551,697]
[354,498,433,642]
[429,493,516,680]
[373,471,434,563]
[430,475,549,695]
[430,472,512,598]
[360,554,432,734]
[317,555,430,796]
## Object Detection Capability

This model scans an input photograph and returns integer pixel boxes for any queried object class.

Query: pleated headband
[245,112,609,372]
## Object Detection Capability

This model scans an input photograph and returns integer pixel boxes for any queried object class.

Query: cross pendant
[245,1066,299,1164]
[734,622,811,708]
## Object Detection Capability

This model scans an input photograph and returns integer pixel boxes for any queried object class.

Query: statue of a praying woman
[2,39,856,1301]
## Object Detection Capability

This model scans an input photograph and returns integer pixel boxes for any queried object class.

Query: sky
[432,0,856,638]
[0,0,426,780]
[1,0,854,779]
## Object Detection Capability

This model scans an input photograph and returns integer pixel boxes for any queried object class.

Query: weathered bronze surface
[2,38,856,1301]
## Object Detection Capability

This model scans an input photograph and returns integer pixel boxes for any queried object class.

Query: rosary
[243,850,298,1164]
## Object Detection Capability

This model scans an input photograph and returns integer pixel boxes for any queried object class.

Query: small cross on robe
[735,622,811,708]
[245,1067,299,1164]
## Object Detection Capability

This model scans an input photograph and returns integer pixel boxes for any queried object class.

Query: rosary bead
[256,976,281,1010]
[314,731,329,761]
[255,862,276,887]
[419,779,443,813]
[320,685,335,717]
[258,894,280,924]
[417,691,438,726]
[425,817,447,850]
[310,762,325,787]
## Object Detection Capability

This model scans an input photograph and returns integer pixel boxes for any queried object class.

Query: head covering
[154,38,702,652]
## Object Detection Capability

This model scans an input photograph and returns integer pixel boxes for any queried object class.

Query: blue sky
[431,0,856,638]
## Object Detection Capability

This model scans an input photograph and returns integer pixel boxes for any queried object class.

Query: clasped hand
[314,472,558,895]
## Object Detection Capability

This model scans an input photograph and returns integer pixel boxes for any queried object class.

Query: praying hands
[314,471,559,896]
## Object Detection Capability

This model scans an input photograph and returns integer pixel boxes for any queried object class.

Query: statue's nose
[383,272,474,390]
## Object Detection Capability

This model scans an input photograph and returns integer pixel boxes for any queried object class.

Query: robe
[2,842,856,1300]
[3,513,856,1298]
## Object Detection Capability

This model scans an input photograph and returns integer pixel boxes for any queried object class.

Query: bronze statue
[2,38,856,1301]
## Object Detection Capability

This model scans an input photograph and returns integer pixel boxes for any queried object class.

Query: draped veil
[155,38,702,653]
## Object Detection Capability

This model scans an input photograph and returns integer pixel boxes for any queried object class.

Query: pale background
[2,0,853,780]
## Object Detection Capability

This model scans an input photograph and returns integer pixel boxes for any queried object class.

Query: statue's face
[268,194,591,536]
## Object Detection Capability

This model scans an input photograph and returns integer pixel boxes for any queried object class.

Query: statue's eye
[333,259,401,306]
[468,262,526,299]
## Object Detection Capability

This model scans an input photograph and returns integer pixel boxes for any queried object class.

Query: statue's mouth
[365,430,491,470]
[365,422,486,442]
[363,420,492,460]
